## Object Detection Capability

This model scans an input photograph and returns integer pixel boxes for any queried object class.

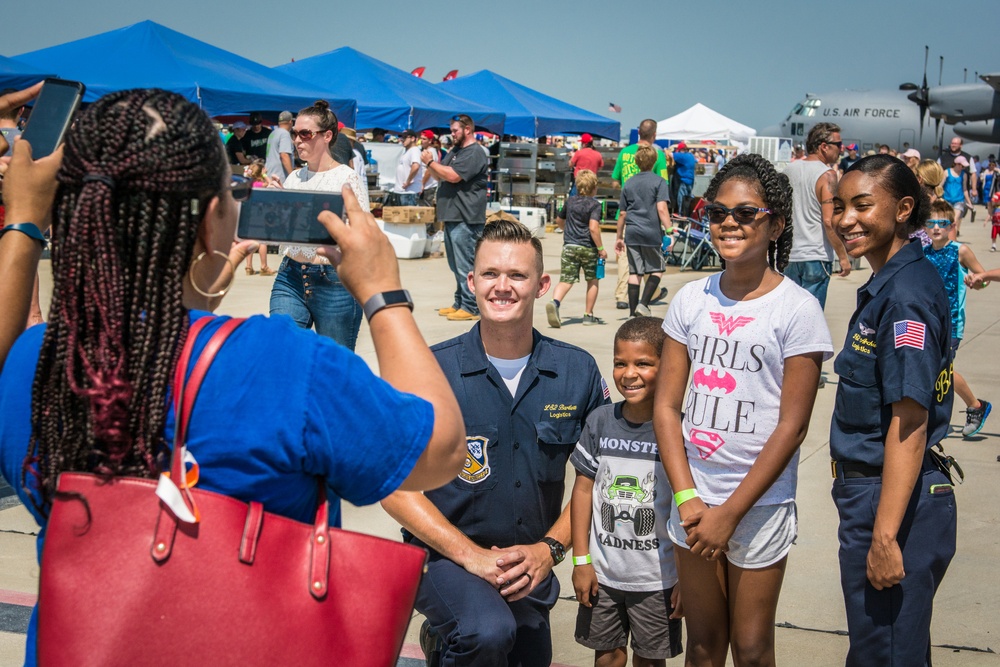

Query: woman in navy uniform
[830,154,956,666]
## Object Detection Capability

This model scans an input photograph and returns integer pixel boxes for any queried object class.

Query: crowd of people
[0,82,994,667]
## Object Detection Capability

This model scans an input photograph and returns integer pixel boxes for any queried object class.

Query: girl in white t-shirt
[654,153,833,665]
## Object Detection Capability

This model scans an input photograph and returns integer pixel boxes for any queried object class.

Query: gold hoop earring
[188,251,235,298]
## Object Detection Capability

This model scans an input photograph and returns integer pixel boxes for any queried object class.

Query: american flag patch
[893,320,926,350]
[601,377,611,399]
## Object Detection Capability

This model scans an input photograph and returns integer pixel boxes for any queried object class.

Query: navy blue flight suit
[830,241,957,666]
[409,324,608,667]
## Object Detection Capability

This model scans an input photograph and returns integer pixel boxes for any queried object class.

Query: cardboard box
[381,206,436,224]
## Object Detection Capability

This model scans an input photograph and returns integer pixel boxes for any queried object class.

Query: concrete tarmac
[2,207,999,665]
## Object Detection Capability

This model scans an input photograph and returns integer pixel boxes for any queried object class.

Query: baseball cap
[580,133,593,143]
[847,143,858,151]
[954,155,969,167]
[677,142,687,150]
[400,129,418,139]
[231,121,248,130]
[249,112,263,124]
[421,129,435,140]
[278,111,293,122]
[901,148,921,160]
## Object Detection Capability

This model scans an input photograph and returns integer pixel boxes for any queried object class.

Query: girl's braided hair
[703,152,794,272]
[25,89,225,515]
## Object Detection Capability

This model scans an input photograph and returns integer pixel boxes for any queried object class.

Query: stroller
[665,200,720,271]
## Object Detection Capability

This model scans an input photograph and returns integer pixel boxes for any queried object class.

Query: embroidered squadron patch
[460,436,491,484]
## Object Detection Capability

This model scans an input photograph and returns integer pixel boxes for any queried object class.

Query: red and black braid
[24,89,225,515]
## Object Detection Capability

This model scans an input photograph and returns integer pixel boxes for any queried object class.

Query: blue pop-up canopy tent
[440,70,620,140]
[277,47,504,134]
[15,21,357,123]
[0,55,51,90]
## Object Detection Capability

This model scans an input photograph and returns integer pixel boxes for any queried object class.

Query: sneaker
[616,301,629,310]
[635,303,652,317]
[582,313,605,326]
[962,399,992,437]
[992,245,996,252]
[446,308,480,321]
[545,302,561,328]
[419,620,443,667]
[438,306,458,316]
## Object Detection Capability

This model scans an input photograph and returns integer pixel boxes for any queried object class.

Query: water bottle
[596,257,606,280]
[366,150,378,174]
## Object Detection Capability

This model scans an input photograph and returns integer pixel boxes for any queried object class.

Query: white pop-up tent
[655,103,756,143]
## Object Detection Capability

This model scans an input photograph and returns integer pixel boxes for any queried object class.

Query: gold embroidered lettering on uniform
[459,436,491,484]
[935,363,954,403]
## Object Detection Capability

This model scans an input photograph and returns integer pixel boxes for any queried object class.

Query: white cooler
[488,205,547,238]
[377,219,427,259]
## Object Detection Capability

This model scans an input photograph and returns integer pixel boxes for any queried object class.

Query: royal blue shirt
[413,324,608,552]
[673,151,697,185]
[0,311,435,666]
[830,241,954,465]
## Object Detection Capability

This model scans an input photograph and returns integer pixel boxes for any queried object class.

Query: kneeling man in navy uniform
[382,219,609,666]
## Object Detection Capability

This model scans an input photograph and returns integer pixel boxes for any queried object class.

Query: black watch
[540,537,565,565]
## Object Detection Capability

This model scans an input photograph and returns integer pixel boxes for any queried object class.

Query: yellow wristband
[673,488,699,506]
[572,554,592,566]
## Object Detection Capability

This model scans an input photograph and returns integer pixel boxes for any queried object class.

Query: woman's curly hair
[703,153,794,272]
[25,89,225,515]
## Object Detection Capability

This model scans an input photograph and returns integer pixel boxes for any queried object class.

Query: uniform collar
[861,239,924,297]
[459,323,557,375]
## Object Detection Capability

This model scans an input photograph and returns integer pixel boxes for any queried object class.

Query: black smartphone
[20,78,86,158]
[236,189,345,245]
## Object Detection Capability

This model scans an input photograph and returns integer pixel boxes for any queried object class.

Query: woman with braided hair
[654,153,833,665]
[0,87,464,666]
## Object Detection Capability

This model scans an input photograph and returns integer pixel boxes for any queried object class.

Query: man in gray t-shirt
[422,114,489,320]
[784,122,851,310]
[264,111,294,184]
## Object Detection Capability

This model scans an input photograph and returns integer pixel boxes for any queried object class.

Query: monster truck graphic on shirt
[599,470,657,536]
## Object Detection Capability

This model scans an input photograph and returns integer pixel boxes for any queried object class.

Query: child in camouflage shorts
[546,169,608,327]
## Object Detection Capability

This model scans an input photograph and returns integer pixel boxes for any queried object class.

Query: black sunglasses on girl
[703,204,772,225]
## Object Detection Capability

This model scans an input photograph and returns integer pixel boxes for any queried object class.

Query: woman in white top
[269,100,370,350]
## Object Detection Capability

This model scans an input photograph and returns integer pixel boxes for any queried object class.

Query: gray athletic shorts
[667,501,797,569]
[626,245,666,276]
[575,584,683,659]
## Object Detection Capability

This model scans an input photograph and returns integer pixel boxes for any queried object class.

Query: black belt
[831,461,883,480]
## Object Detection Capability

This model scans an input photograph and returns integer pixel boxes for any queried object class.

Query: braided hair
[703,153,794,272]
[25,89,225,515]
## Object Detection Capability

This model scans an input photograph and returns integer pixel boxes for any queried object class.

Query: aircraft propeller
[901,46,931,141]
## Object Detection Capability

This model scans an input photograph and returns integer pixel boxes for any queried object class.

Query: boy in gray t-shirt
[615,145,671,317]
[570,317,682,665]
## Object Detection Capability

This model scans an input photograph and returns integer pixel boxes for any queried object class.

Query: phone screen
[237,189,345,245]
[21,79,85,158]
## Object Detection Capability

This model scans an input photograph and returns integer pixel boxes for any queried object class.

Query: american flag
[608,102,622,113]
[601,377,611,400]
[893,320,926,350]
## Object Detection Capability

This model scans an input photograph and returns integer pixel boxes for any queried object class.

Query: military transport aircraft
[761,48,1000,159]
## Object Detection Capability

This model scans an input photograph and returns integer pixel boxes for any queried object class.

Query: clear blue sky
[5,0,998,135]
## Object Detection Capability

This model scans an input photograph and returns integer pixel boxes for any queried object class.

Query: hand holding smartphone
[236,189,346,245]
[20,78,85,158]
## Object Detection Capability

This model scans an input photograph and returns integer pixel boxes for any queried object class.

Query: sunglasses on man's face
[290,128,326,141]
[703,204,772,225]
[229,174,252,202]
[924,218,954,228]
